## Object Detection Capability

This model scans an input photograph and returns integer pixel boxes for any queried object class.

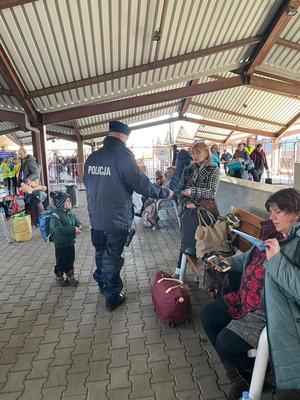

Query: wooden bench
[232,207,263,252]
[176,207,264,281]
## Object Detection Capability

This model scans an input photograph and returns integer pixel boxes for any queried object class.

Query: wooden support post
[41,126,50,192]
[31,127,49,190]
[273,138,281,176]
[77,137,84,182]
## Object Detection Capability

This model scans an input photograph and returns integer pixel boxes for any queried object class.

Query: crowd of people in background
[205,138,269,182]
[48,155,78,180]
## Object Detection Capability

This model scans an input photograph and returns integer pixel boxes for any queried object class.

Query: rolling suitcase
[151,271,191,326]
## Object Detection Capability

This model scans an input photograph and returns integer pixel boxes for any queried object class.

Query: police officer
[84,121,173,311]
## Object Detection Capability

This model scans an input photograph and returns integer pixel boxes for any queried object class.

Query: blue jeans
[91,228,128,304]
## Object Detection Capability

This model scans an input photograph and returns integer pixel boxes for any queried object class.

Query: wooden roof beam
[178,79,199,117]
[277,111,300,139]
[190,101,286,128]
[77,103,179,131]
[224,131,235,144]
[6,133,22,146]
[43,76,244,125]
[245,0,300,76]
[253,70,300,85]
[45,130,78,143]
[195,135,225,144]
[0,42,40,124]
[82,131,107,141]
[181,116,276,138]
[0,109,25,125]
[0,1,38,10]
[248,75,300,99]
[276,37,300,51]
[30,36,259,99]
[82,117,180,141]
[0,88,14,96]
[0,126,20,136]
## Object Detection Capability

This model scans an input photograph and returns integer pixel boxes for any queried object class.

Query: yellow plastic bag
[11,213,32,242]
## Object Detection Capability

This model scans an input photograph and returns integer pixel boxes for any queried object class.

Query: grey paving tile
[149,361,174,383]
[35,342,58,360]
[87,360,110,382]
[0,349,20,365]
[129,354,150,375]
[0,392,22,400]
[110,348,129,368]
[0,364,13,383]
[172,366,198,392]
[86,380,109,400]
[111,334,129,350]
[90,343,110,361]
[0,371,28,393]
[151,382,176,400]
[18,378,46,400]
[27,358,52,379]
[175,389,201,400]
[147,343,168,363]
[167,349,190,369]
[130,374,154,399]
[64,372,88,396]
[108,366,131,390]
[107,388,131,400]
[69,354,90,374]
[44,365,70,388]
[197,375,224,400]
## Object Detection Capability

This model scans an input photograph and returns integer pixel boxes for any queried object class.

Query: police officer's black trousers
[91,228,128,305]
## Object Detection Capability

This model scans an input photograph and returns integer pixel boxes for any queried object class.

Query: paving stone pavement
[0,192,273,400]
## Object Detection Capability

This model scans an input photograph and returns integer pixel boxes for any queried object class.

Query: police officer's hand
[75,227,82,234]
[167,189,174,199]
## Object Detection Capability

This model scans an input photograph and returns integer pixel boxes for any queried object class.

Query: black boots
[224,362,249,400]
[106,293,126,312]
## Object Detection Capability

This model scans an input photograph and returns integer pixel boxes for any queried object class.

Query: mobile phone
[207,255,231,272]
[226,213,240,227]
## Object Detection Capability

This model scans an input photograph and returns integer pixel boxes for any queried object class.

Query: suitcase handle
[165,284,182,294]
[158,277,182,284]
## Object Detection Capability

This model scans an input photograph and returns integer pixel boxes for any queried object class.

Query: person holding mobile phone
[173,142,220,277]
[200,188,300,400]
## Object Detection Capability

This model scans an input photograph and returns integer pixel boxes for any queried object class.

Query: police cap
[109,120,131,136]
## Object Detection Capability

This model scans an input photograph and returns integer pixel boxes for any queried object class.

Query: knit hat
[50,191,71,210]
[109,120,131,136]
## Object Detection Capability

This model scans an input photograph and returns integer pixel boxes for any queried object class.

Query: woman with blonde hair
[174,142,221,276]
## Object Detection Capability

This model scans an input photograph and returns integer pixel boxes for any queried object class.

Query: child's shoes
[56,276,69,287]
[67,270,79,286]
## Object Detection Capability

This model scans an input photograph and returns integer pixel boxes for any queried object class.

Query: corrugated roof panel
[280,9,300,42]
[264,45,300,76]
[159,0,278,59]
[0,95,22,111]
[80,104,178,136]
[196,132,227,141]
[0,121,18,131]
[0,0,278,111]
[189,104,279,133]
[192,86,300,125]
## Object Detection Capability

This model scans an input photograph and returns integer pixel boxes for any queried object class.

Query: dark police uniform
[84,121,170,310]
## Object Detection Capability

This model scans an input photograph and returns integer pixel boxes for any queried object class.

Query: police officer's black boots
[106,293,126,312]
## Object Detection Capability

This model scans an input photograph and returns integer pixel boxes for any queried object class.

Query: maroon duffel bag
[151,271,192,326]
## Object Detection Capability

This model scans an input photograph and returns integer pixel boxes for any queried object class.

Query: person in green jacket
[0,157,10,188]
[49,191,82,287]
[201,188,300,400]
